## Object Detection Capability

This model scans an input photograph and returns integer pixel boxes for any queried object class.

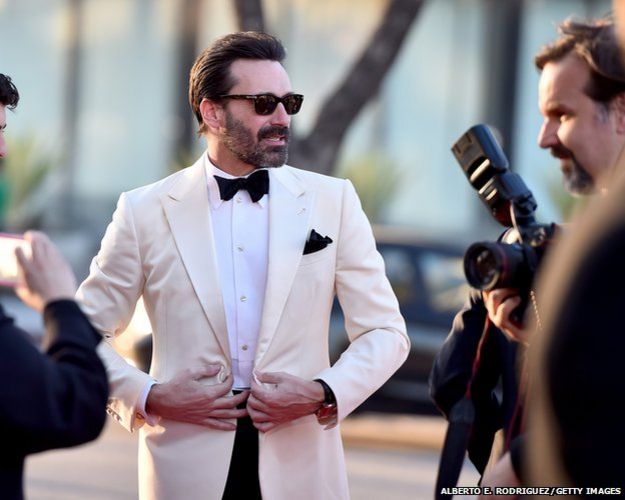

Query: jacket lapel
[159,157,230,359]
[256,167,313,359]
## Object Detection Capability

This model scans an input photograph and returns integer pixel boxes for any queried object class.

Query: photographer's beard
[551,144,595,196]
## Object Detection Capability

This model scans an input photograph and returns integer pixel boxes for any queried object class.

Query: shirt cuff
[135,379,159,427]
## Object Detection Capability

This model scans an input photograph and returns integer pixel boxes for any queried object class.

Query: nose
[270,103,290,127]
[537,119,560,150]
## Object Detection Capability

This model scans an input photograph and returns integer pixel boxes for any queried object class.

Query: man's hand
[478,452,520,499]
[15,231,77,312]
[146,364,248,430]
[247,372,324,432]
[483,289,531,345]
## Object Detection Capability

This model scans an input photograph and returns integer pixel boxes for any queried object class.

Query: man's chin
[563,178,595,197]
[262,150,288,168]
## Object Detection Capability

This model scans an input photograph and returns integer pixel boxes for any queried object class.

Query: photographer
[430,17,625,492]
[0,73,108,500]
[526,3,625,489]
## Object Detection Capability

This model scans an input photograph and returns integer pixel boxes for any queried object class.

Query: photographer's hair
[535,18,625,106]
[0,74,19,109]
[188,31,286,135]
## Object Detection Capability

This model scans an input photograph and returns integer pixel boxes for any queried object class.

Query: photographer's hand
[483,289,531,345]
[15,231,77,312]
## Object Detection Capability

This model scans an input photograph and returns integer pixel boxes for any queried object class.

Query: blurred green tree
[0,135,58,230]
[338,153,403,223]
[546,175,590,223]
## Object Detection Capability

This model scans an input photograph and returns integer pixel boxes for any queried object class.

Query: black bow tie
[214,170,269,203]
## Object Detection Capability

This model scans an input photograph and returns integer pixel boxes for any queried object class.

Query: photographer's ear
[612,92,625,134]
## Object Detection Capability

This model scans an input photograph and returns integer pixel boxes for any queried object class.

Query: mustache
[550,143,573,159]
[258,125,290,142]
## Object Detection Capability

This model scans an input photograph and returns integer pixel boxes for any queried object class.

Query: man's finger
[247,398,271,416]
[210,391,248,410]
[246,393,270,412]
[247,406,271,423]
[209,378,237,399]
[246,393,263,410]
[500,297,521,327]
[28,231,45,262]
[202,363,224,375]
[189,363,222,380]
[250,379,271,403]
[227,390,249,406]
[15,246,28,268]
[255,371,283,384]
[208,407,248,419]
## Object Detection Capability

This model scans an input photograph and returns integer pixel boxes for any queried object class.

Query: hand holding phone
[14,231,77,312]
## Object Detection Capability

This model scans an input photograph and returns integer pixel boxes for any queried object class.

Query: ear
[199,98,224,133]
[612,93,625,134]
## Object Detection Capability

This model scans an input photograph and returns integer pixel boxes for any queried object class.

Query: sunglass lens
[284,95,303,115]
[254,95,278,115]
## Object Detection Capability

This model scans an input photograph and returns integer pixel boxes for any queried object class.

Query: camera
[451,124,558,302]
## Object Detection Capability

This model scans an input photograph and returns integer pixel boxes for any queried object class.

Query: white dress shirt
[137,157,270,418]
[207,160,269,389]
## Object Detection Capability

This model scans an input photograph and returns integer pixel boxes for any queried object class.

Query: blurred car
[116,225,470,413]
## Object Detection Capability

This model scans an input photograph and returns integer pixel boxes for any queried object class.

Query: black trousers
[222,392,261,500]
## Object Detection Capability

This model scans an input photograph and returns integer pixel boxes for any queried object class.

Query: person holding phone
[0,73,108,500]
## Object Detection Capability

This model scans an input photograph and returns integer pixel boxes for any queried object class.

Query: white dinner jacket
[77,153,409,500]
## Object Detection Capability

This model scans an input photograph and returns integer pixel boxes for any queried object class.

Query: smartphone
[0,233,31,287]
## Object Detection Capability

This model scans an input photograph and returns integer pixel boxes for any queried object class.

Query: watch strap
[313,379,338,429]
[314,378,336,405]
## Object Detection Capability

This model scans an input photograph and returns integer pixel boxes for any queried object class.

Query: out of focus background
[0,0,612,498]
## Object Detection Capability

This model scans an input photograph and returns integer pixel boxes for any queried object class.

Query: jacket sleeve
[0,300,108,455]
[314,180,410,422]
[429,289,488,415]
[76,192,154,432]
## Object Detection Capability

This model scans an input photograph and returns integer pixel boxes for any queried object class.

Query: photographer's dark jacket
[0,300,108,500]
[429,289,524,476]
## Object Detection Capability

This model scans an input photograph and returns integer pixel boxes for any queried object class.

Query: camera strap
[434,318,492,500]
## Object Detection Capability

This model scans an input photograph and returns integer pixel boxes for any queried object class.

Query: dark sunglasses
[219,93,304,115]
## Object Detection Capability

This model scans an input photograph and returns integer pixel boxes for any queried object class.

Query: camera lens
[464,243,503,290]
[464,241,531,291]
[474,248,499,286]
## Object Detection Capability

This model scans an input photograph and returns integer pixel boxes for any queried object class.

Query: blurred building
[0,0,612,272]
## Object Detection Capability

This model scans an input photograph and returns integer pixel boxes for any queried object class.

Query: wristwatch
[314,379,337,428]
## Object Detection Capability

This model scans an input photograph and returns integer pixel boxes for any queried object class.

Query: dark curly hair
[535,18,625,104]
[0,74,19,109]
[188,31,286,135]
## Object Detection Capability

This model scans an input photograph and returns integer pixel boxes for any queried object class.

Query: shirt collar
[204,153,269,209]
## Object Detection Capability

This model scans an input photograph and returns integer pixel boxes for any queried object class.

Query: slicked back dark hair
[189,31,286,135]
[535,18,625,104]
[0,74,19,110]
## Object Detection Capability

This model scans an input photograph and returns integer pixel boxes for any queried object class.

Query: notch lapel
[159,159,230,359]
[256,167,313,358]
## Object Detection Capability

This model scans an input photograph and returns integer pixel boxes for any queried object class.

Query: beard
[551,144,595,196]
[221,112,289,169]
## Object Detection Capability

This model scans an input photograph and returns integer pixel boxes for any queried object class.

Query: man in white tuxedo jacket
[77,32,409,500]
